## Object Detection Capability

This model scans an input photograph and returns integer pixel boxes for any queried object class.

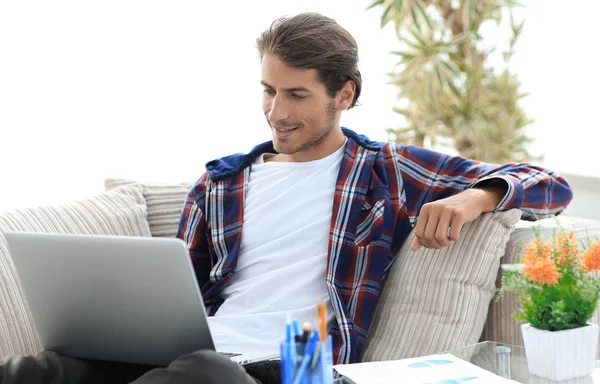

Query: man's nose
[267,95,290,123]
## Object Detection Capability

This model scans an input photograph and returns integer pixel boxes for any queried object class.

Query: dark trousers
[0,350,280,384]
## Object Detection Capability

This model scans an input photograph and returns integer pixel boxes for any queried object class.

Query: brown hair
[256,12,362,109]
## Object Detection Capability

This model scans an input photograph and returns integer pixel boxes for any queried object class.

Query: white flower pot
[521,323,599,381]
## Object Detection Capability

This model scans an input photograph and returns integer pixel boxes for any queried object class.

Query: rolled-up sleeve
[396,144,573,222]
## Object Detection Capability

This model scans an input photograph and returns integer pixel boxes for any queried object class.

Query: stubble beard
[273,100,337,155]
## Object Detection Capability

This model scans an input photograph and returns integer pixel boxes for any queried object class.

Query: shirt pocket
[354,192,387,247]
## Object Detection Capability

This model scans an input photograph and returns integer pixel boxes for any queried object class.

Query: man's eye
[292,94,307,100]
[263,89,275,95]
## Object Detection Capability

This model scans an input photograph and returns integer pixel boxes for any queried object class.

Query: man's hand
[410,186,506,251]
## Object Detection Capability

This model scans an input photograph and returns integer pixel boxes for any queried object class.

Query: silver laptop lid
[4,232,215,366]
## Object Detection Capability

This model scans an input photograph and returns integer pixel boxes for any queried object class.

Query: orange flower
[521,239,560,285]
[556,232,580,262]
[522,239,552,260]
[522,255,560,285]
[582,242,600,272]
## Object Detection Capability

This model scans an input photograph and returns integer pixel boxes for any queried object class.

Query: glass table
[445,341,600,384]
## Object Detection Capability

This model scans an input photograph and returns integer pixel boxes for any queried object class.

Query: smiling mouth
[273,126,299,138]
[274,126,298,132]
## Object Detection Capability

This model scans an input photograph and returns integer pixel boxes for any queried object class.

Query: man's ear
[336,80,356,110]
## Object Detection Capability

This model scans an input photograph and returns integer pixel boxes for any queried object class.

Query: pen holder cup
[280,335,334,384]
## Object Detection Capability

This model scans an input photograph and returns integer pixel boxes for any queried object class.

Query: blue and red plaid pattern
[178,128,573,364]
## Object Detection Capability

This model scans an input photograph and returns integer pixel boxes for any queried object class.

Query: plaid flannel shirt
[177,128,573,364]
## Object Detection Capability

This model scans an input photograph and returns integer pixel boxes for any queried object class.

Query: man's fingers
[410,236,421,251]
[423,210,441,249]
[434,209,453,247]
[448,212,465,242]
[413,204,467,251]
[413,207,429,249]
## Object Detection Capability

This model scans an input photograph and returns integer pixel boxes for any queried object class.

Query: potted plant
[497,227,600,381]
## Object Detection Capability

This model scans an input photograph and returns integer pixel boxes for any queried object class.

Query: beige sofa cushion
[0,184,152,357]
[105,179,194,238]
[362,209,522,362]
[482,215,600,348]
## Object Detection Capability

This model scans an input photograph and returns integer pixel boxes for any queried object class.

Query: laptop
[3,232,279,366]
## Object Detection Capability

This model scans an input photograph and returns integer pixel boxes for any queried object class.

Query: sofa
[1,178,599,362]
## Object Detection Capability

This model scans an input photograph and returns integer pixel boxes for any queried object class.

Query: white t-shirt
[207,142,345,350]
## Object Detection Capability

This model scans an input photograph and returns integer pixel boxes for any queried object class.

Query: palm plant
[368,0,540,163]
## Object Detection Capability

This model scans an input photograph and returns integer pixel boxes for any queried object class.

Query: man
[0,11,572,384]
[178,10,572,367]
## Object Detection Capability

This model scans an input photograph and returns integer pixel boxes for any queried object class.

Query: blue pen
[286,315,297,375]
[308,342,322,384]
[292,319,301,338]
[310,341,321,370]
[292,330,320,384]
[280,342,291,384]
[320,335,333,384]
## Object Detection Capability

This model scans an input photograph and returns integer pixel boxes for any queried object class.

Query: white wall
[0,1,598,211]
[562,173,600,221]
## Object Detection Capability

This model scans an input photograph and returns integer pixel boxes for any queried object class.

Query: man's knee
[131,350,258,384]
[0,351,83,384]
[1,351,152,384]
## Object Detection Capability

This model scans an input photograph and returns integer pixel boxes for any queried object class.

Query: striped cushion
[0,184,151,357]
[362,209,522,361]
[104,179,194,238]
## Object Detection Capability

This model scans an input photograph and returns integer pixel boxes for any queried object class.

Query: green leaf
[407,27,426,47]
[432,40,454,49]
[391,50,417,59]
[501,264,523,272]
[381,5,392,28]
[393,107,410,116]
[402,40,426,51]
[441,60,459,76]
[428,76,435,105]
[381,5,393,28]
[393,0,403,12]
[463,0,472,32]
[451,32,472,45]
[518,92,531,99]
[413,0,432,30]
[366,0,385,11]
[410,6,420,32]
[512,19,526,37]
[447,80,461,98]
[434,62,445,88]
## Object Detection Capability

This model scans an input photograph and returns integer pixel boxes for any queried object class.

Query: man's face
[261,54,339,160]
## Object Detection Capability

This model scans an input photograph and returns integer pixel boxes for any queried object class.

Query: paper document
[333,353,519,384]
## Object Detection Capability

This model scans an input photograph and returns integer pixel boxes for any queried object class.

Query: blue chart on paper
[408,360,454,368]
[408,359,479,384]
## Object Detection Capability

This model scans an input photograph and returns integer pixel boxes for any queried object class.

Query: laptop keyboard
[218,351,242,358]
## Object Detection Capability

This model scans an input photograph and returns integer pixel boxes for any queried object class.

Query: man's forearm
[473,179,509,213]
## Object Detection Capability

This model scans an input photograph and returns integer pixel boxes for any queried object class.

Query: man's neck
[267,129,346,163]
